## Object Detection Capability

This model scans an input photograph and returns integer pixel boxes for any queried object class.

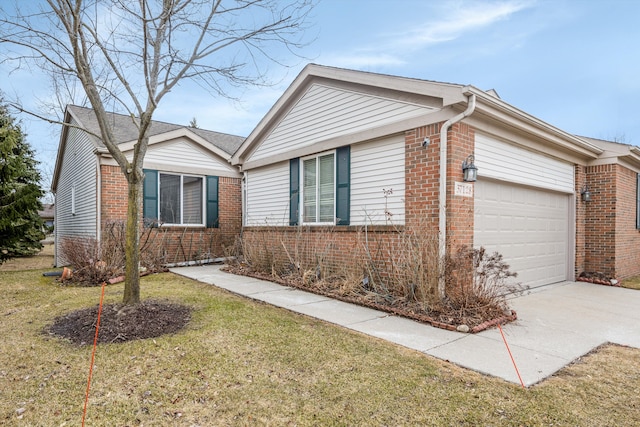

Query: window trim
[157,172,206,227]
[300,150,336,225]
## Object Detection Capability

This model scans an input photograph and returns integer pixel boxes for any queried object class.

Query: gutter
[438,93,476,300]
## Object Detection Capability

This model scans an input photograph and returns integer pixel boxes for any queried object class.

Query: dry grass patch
[1,267,640,426]
[622,275,640,290]
[0,243,54,272]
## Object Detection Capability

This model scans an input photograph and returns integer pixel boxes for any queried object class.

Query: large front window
[159,173,203,225]
[302,152,335,223]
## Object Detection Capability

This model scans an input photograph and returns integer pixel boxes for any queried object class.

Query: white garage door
[474,179,570,288]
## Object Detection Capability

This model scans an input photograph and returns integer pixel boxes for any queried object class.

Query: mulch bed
[223,265,517,333]
[46,299,191,345]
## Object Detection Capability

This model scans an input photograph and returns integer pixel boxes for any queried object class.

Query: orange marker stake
[82,282,106,426]
[498,323,526,388]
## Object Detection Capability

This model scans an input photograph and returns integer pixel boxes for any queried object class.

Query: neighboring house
[231,64,640,287]
[38,203,55,229]
[52,105,244,267]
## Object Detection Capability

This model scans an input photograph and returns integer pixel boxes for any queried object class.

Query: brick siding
[100,165,241,263]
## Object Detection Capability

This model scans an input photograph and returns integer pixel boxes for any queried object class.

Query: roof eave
[464,87,603,159]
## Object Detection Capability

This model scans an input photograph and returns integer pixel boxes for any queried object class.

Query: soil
[223,265,516,332]
[46,299,191,345]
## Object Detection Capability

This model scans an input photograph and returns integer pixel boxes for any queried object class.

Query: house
[38,203,55,229]
[52,105,244,267]
[231,64,640,287]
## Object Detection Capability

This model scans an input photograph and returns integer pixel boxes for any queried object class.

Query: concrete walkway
[170,264,640,386]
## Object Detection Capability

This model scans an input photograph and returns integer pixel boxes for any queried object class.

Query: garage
[473,133,574,289]
[474,180,570,288]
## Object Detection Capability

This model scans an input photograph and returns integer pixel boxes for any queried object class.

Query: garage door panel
[474,179,570,288]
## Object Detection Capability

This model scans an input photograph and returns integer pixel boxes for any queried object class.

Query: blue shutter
[290,158,300,226]
[335,146,350,225]
[206,176,219,228]
[143,169,158,227]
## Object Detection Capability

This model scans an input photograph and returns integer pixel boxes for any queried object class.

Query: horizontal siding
[245,161,290,226]
[475,133,574,193]
[249,84,435,162]
[55,119,98,265]
[351,136,405,225]
[141,138,236,174]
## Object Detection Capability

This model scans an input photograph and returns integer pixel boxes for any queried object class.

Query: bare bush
[235,224,521,328]
[59,237,119,286]
[445,246,523,319]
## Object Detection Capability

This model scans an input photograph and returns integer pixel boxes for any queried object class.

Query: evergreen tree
[0,101,45,263]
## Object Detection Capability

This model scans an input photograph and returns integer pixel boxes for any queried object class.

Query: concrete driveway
[171,265,640,386]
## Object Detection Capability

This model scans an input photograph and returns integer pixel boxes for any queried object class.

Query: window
[289,146,350,226]
[302,152,335,224]
[158,173,203,225]
[143,170,218,227]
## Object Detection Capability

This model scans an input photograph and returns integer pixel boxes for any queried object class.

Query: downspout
[437,93,476,300]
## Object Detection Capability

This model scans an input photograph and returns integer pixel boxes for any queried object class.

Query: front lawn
[1,253,640,425]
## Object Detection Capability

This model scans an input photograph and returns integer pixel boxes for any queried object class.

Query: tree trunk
[123,173,143,305]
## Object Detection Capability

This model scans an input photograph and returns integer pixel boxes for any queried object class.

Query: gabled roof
[66,105,244,156]
[231,64,602,167]
[52,105,245,190]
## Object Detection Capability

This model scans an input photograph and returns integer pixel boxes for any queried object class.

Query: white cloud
[388,0,535,52]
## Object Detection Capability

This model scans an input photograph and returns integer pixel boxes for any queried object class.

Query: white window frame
[300,151,336,225]
[158,172,205,227]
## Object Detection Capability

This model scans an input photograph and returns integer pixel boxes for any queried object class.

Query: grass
[621,275,640,290]
[1,250,640,425]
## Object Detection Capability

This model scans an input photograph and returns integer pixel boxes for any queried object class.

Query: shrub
[444,246,523,320]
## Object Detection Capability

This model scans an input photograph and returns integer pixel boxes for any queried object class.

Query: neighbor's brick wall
[100,165,242,263]
[583,164,617,276]
[574,165,587,277]
[613,165,640,279]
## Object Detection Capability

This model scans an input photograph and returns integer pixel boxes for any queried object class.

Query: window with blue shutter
[143,169,218,227]
[291,146,350,226]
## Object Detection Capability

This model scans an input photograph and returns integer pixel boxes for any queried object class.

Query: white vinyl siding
[245,161,290,226]
[302,152,335,224]
[54,119,98,266]
[142,137,237,176]
[249,84,435,162]
[351,135,405,225]
[475,133,574,193]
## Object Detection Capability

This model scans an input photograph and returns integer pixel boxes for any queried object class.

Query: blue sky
[2,0,640,190]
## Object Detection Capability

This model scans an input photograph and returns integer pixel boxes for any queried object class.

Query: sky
[2,0,640,194]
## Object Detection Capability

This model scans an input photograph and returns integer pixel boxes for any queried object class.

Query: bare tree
[0,0,314,304]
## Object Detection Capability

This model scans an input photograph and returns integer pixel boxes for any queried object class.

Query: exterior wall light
[462,155,478,182]
[581,184,592,202]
